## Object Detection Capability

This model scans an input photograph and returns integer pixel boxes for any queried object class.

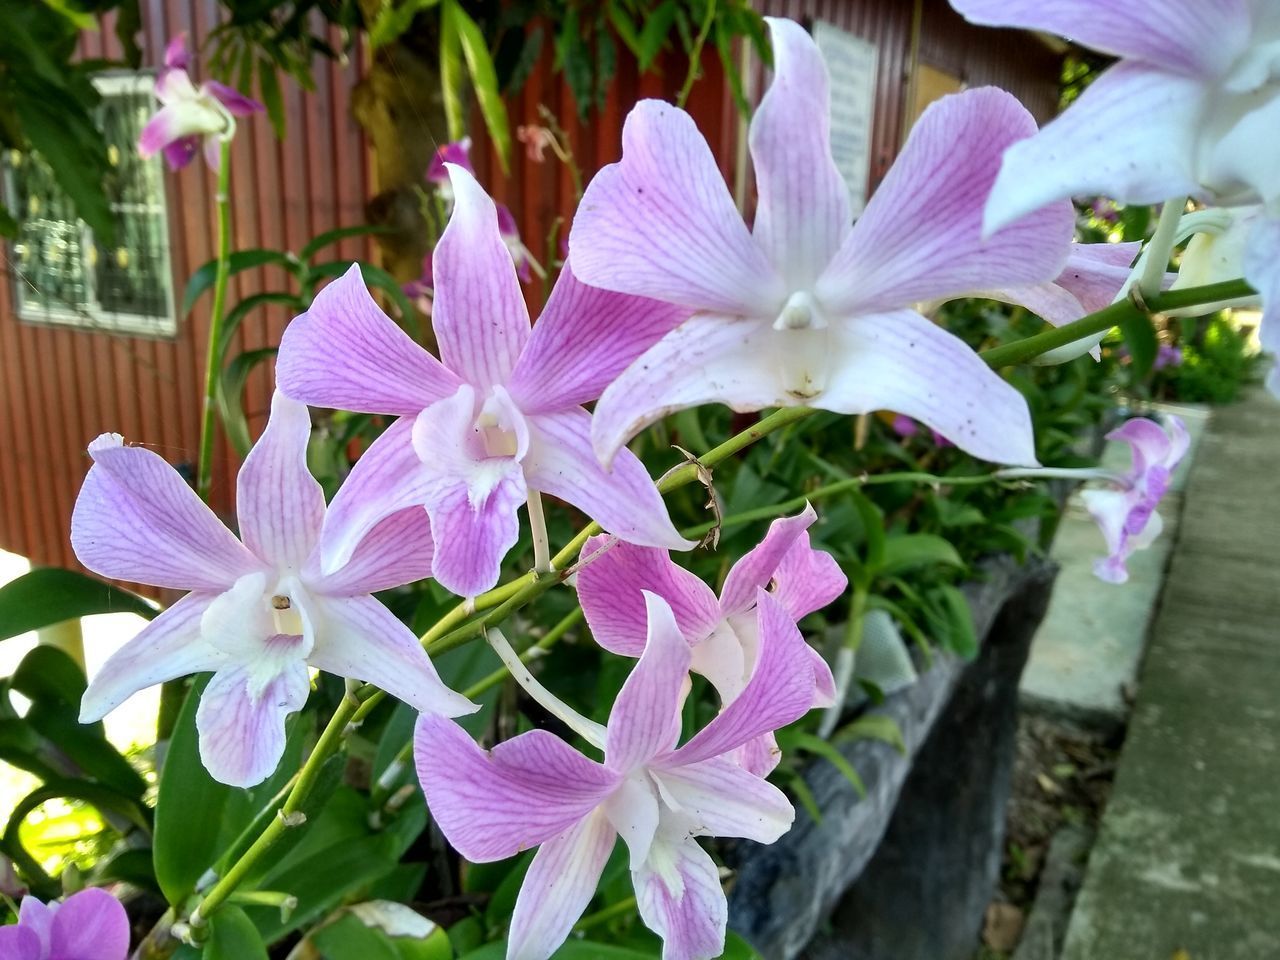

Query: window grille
[4,73,176,337]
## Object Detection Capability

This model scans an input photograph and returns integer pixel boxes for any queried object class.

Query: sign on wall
[813,21,879,217]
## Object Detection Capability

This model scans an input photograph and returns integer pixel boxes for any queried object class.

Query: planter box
[725,551,1059,960]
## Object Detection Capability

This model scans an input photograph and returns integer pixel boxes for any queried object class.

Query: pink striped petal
[633,830,726,960]
[80,593,226,723]
[603,775,661,868]
[237,391,324,570]
[982,64,1205,234]
[750,18,851,288]
[570,100,785,315]
[306,595,474,716]
[48,888,130,960]
[718,506,817,616]
[818,88,1074,315]
[0,925,40,960]
[204,80,264,117]
[806,644,838,710]
[431,165,530,388]
[606,593,691,773]
[669,590,814,767]
[308,508,433,596]
[950,0,1250,77]
[18,898,52,953]
[772,528,847,622]
[318,419,434,576]
[196,660,310,787]
[277,264,461,415]
[71,435,261,591]
[591,315,785,468]
[164,34,191,70]
[137,101,225,158]
[822,311,1038,466]
[413,715,618,861]
[411,389,528,597]
[507,811,616,960]
[523,408,692,551]
[654,756,793,843]
[508,262,689,412]
[576,536,721,657]
[737,731,783,777]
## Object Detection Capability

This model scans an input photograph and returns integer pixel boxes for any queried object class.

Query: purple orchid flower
[72,391,473,787]
[577,505,843,776]
[277,165,692,599]
[138,34,262,171]
[1153,343,1184,371]
[415,590,817,960]
[0,889,129,960]
[892,414,952,449]
[1081,416,1189,584]
[402,253,434,308]
[568,17,1074,469]
[426,137,474,187]
[950,0,1280,393]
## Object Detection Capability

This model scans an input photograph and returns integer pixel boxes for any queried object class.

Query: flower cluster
[0,889,128,960]
[70,9,1233,958]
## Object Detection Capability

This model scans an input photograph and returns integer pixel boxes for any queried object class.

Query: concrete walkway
[1061,390,1280,959]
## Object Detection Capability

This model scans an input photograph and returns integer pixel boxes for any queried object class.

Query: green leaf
[154,676,233,906]
[369,0,442,50]
[439,6,466,142]
[0,568,156,641]
[722,932,767,959]
[836,714,907,755]
[875,534,964,578]
[181,249,295,317]
[638,0,678,70]
[607,4,642,58]
[217,347,278,457]
[301,224,392,262]
[784,731,866,798]
[0,202,17,237]
[312,913,401,960]
[257,57,286,138]
[446,0,512,173]
[218,292,301,361]
[203,904,268,960]
[1120,309,1158,378]
[846,490,885,576]
[935,584,978,659]
[458,941,656,959]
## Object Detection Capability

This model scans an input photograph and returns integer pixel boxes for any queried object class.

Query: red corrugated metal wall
[0,0,1061,575]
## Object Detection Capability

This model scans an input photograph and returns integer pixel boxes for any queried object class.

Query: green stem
[196,139,234,503]
[978,278,1254,368]
[676,0,717,109]
[1139,196,1187,299]
[575,895,638,932]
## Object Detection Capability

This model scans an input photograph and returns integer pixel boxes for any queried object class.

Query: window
[4,73,176,337]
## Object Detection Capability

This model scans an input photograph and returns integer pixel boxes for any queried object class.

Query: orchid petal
[982,64,1205,234]
[48,888,130,960]
[825,310,1038,465]
[18,898,53,955]
[737,732,784,777]
[80,593,226,722]
[606,592,692,772]
[773,529,848,622]
[655,756,793,843]
[806,645,838,710]
[818,88,1074,314]
[507,810,616,960]
[718,506,816,616]
[950,0,1250,77]
[432,165,531,388]
[308,508,434,596]
[161,136,199,170]
[1055,241,1144,312]
[138,101,225,158]
[153,67,196,104]
[1081,488,1136,584]
[204,80,263,117]
[318,419,432,576]
[306,595,474,717]
[236,391,324,570]
[524,408,692,551]
[570,100,784,314]
[0,926,40,960]
[163,34,191,71]
[670,590,814,766]
[278,264,461,415]
[508,262,689,412]
[196,660,310,787]
[1209,92,1280,213]
[634,829,726,960]
[750,18,851,288]
[687,621,749,704]
[72,435,261,591]
[414,715,618,861]
[1244,216,1280,394]
[603,776,661,869]
[576,536,721,657]
[411,389,528,598]
[591,315,784,467]
[1108,417,1176,467]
